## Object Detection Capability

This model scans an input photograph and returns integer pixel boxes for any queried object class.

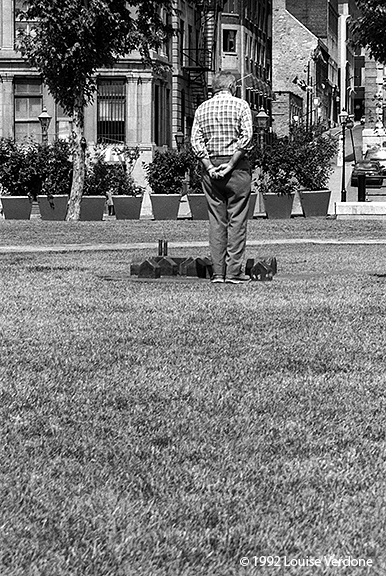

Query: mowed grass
[1,228,386,575]
[1,216,386,247]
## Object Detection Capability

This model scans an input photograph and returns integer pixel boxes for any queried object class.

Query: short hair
[212,71,237,94]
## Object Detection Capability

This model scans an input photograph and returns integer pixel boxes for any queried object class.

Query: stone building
[338,0,360,117]
[272,0,339,136]
[337,0,384,152]
[361,57,386,151]
[220,0,273,123]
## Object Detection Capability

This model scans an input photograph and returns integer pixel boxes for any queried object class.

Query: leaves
[250,125,338,194]
[351,1,386,64]
[0,138,72,198]
[145,147,202,195]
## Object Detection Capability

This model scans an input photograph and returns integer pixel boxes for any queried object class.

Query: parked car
[350,159,383,188]
[364,147,386,170]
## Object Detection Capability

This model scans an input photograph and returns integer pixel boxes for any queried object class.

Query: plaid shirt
[191,91,253,160]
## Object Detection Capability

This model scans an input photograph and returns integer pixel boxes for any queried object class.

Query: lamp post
[339,108,354,202]
[174,131,185,152]
[255,106,270,149]
[174,130,189,195]
[38,106,52,145]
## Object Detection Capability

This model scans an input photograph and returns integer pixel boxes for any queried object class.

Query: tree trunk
[66,104,86,221]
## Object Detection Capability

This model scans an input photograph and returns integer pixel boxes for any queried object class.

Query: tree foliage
[351,1,386,64]
[17,0,174,115]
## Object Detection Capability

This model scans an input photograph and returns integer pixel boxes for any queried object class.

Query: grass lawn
[1,220,386,575]
[1,217,386,248]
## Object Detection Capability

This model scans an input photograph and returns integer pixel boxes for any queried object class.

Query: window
[56,103,72,140]
[180,20,185,66]
[14,79,42,141]
[97,79,126,143]
[154,85,160,145]
[223,29,237,53]
[154,85,171,147]
[14,0,36,47]
[223,0,238,13]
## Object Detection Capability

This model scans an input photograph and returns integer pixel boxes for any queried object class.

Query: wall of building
[272,0,318,135]
[362,57,386,151]
[220,0,273,120]
[286,0,338,42]
[286,0,339,118]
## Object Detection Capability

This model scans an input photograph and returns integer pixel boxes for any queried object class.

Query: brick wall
[286,0,335,39]
[272,0,318,133]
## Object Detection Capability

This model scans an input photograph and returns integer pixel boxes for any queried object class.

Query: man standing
[191,71,253,284]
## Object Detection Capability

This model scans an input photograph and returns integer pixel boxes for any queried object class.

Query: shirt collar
[213,90,232,98]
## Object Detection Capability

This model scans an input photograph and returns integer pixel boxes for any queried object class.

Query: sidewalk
[1,237,386,255]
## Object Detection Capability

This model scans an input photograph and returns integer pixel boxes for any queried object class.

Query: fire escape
[182,0,225,105]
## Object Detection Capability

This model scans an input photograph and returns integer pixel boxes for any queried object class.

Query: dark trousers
[201,156,252,279]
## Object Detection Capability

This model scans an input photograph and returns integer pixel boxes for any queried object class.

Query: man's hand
[214,163,233,178]
[208,166,221,179]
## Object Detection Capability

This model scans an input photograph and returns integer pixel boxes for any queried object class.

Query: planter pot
[38,195,69,221]
[187,193,208,220]
[299,189,331,217]
[248,193,257,219]
[262,193,294,219]
[1,196,32,220]
[112,195,143,220]
[150,194,181,220]
[80,196,106,221]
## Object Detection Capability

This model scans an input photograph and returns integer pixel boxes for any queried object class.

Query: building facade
[220,0,273,122]
[1,0,184,184]
[272,0,339,135]
[0,1,273,154]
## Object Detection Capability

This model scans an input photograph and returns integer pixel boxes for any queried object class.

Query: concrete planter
[299,189,331,218]
[38,194,69,221]
[187,193,208,220]
[248,193,257,219]
[112,195,143,220]
[1,196,32,220]
[150,194,180,220]
[80,196,106,221]
[262,193,294,219]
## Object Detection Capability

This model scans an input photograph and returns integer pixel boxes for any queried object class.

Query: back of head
[212,71,237,95]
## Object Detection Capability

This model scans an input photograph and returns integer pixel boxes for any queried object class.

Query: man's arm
[191,114,219,178]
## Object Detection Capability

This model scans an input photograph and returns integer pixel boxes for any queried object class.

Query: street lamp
[38,106,52,145]
[255,106,270,149]
[174,131,185,152]
[339,108,354,202]
[174,130,189,194]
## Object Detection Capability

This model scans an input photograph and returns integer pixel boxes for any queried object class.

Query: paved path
[1,237,386,255]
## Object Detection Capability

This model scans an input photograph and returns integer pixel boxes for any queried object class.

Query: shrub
[290,125,338,190]
[84,144,144,197]
[145,146,202,195]
[250,124,338,195]
[41,140,73,198]
[0,138,72,200]
[251,134,298,196]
